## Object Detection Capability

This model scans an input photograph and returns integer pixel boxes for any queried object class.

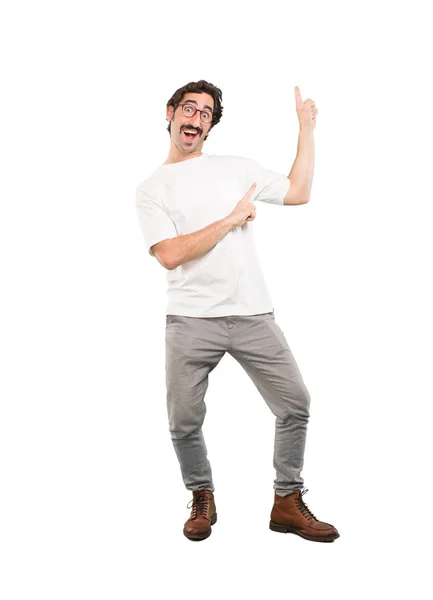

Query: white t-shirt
[135,152,290,317]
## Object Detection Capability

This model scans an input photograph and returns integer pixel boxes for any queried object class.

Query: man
[135,80,339,543]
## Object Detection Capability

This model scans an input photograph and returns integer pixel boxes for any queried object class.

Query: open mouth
[182,129,199,142]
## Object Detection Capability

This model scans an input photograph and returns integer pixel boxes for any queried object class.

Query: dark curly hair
[166,79,223,141]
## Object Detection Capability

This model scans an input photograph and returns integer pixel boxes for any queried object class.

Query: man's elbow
[284,181,310,205]
[150,239,178,270]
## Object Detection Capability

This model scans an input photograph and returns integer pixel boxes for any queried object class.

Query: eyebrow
[184,99,214,112]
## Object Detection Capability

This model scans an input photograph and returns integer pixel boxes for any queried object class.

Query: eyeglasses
[178,103,213,124]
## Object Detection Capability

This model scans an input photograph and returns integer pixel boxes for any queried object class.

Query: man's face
[167,92,214,152]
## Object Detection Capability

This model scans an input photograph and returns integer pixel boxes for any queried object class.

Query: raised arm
[284,86,318,205]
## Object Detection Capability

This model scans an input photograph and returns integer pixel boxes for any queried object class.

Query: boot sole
[184,513,217,541]
[269,520,339,542]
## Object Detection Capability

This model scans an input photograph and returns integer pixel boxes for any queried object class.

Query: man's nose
[188,111,202,128]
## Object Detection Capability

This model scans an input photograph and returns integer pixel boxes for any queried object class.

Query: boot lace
[294,488,318,522]
[186,492,210,521]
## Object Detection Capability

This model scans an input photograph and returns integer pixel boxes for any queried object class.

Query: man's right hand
[228,182,257,227]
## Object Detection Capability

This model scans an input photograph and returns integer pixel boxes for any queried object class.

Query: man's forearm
[288,127,315,202]
[165,215,235,270]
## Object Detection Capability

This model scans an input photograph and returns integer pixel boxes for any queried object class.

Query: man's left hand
[295,86,318,131]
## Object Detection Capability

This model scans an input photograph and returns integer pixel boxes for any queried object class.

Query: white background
[1,0,432,598]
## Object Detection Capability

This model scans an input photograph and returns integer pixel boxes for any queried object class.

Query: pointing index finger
[295,86,303,106]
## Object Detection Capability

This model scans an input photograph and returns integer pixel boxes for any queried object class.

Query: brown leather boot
[183,490,217,541]
[270,488,340,542]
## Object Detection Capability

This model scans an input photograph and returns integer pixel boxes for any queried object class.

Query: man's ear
[166,106,174,121]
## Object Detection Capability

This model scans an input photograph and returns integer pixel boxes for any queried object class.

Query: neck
[163,141,204,165]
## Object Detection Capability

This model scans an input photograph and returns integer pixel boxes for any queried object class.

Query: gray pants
[165,311,311,497]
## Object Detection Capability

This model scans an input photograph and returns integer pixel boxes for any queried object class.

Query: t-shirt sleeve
[248,158,290,205]
[135,186,178,256]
